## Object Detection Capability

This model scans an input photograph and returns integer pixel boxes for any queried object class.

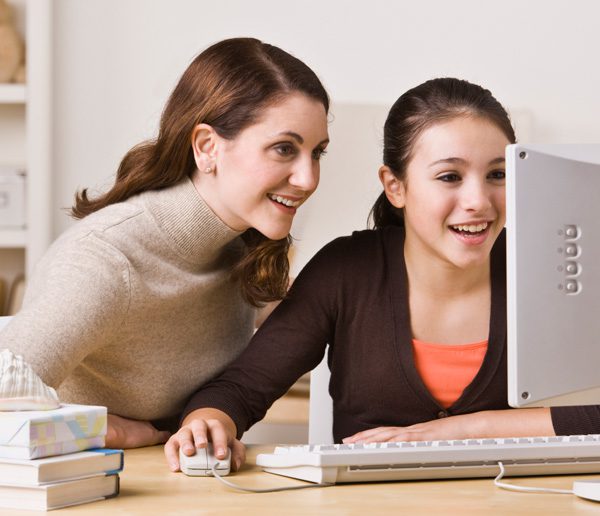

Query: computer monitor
[507,144,600,408]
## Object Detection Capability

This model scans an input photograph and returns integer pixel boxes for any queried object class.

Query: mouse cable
[210,463,334,493]
[494,462,573,494]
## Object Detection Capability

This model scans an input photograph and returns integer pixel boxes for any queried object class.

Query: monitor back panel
[507,144,600,407]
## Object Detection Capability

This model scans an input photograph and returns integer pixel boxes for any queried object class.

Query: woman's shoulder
[37,203,143,278]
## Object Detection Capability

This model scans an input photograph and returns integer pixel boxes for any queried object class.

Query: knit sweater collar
[144,177,244,264]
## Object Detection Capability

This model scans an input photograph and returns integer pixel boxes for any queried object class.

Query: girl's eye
[312,148,327,161]
[274,143,297,157]
[438,172,461,183]
[488,169,506,181]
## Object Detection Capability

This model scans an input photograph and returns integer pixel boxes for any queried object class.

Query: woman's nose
[289,158,320,193]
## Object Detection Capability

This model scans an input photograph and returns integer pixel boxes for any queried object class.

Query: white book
[0,448,123,485]
[0,473,119,511]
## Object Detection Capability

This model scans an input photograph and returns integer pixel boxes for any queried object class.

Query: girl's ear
[191,123,218,171]
[379,165,406,208]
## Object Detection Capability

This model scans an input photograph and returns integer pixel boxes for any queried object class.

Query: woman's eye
[312,148,327,160]
[488,169,506,181]
[438,173,461,183]
[274,143,297,157]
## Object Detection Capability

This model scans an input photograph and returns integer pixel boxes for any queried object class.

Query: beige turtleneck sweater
[0,178,255,421]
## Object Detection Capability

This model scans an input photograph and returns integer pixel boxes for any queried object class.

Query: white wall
[51,0,600,271]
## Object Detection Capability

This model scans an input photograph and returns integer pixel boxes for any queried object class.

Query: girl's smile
[385,115,510,272]
[449,220,492,246]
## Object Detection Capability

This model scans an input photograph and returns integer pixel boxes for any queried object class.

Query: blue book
[0,448,123,485]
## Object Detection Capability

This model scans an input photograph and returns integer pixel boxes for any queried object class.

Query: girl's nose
[461,179,492,212]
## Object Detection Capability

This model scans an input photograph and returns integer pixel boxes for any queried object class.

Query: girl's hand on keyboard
[342,412,487,444]
[342,408,555,444]
[163,408,246,472]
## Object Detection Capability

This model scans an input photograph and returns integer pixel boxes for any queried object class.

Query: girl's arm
[165,240,347,470]
[343,408,554,443]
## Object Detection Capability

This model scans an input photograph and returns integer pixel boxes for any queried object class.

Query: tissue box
[0,168,26,228]
[0,404,108,459]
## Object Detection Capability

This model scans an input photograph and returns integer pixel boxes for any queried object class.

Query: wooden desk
[3,445,600,515]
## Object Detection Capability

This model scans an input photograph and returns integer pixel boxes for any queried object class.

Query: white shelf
[0,84,26,104]
[0,228,27,248]
[0,0,52,282]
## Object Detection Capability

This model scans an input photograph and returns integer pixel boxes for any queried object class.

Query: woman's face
[393,116,510,270]
[192,93,329,240]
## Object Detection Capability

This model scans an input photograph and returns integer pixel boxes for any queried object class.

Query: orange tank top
[412,339,488,409]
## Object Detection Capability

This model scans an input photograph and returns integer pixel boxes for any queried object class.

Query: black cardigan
[183,226,600,441]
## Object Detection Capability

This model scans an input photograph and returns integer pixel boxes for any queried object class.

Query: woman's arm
[2,236,130,388]
[107,414,172,449]
[343,408,554,443]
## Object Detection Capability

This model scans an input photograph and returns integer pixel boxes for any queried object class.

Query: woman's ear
[191,123,218,171]
[378,165,406,208]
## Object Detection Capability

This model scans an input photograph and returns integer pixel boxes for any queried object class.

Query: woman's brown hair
[72,37,329,307]
[370,78,515,228]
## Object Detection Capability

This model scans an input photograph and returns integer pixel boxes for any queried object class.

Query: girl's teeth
[452,222,488,233]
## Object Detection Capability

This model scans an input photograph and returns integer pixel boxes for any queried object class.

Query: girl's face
[387,116,510,270]
[192,93,329,240]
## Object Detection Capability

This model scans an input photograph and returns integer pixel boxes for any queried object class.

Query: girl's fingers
[230,439,247,471]
[206,419,230,459]
[164,426,193,471]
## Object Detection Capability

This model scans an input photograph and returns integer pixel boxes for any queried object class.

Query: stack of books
[0,404,123,511]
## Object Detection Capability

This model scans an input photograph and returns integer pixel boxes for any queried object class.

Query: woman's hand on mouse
[163,408,245,472]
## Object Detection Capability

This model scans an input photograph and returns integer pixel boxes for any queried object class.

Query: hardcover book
[0,473,120,511]
[0,448,123,485]
[0,404,107,459]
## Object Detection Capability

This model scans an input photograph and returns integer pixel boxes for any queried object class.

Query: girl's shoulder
[306,226,405,274]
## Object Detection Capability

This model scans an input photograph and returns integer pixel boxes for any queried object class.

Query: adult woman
[0,37,329,448]
[165,78,600,471]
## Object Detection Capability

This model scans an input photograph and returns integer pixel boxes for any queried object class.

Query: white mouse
[179,443,231,476]
[573,480,600,502]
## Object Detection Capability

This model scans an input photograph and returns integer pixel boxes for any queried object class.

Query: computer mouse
[573,480,600,502]
[179,443,231,476]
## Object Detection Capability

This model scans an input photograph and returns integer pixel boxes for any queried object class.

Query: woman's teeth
[268,194,300,207]
[451,222,488,233]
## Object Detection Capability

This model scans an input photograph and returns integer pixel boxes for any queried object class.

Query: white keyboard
[256,435,600,484]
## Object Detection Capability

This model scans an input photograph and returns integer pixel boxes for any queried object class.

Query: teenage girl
[164,78,600,471]
[0,38,329,449]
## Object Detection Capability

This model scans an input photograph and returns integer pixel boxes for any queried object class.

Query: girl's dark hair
[369,77,516,228]
[71,37,329,307]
